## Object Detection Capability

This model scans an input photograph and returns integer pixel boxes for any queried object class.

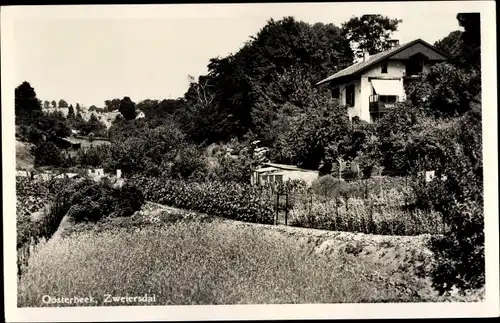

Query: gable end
[389,42,448,61]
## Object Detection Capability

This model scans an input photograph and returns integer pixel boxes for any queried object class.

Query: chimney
[388,39,400,49]
[362,49,370,62]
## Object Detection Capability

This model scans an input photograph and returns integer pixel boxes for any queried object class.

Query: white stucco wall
[331,60,435,123]
[332,79,362,119]
[252,169,319,186]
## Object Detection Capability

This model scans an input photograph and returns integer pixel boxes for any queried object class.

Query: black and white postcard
[2,1,498,321]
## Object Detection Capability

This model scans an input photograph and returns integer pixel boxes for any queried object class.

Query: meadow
[18,211,441,306]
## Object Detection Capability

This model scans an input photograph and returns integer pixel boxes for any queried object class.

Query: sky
[4,2,476,107]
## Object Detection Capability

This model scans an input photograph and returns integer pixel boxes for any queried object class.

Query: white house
[251,163,319,186]
[136,110,146,119]
[316,39,449,123]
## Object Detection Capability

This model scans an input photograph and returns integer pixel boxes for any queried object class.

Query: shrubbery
[66,180,145,223]
[131,175,274,224]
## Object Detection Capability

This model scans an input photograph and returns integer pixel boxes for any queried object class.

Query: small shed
[251,162,319,186]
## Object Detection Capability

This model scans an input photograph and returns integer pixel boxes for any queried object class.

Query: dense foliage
[131,176,274,224]
[66,180,145,223]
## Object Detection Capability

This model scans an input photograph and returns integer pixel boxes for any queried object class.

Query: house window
[379,95,397,104]
[406,54,425,76]
[331,87,340,99]
[346,84,355,107]
[381,62,388,74]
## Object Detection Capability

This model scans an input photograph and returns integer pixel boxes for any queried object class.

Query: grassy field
[18,202,485,306]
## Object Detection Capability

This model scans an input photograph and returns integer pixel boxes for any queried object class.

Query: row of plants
[130,175,275,224]
[288,192,446,236]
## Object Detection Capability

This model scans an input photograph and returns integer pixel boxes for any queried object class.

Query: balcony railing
[369,95,405,114]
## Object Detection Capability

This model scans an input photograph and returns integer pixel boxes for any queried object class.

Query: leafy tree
[75,103,82,113]
[104,98,121,112]
[119,96,137,120]
[76,145,109,167]
[31,140,64,167]
[15,81,43,126]
[278,98,350,171]
[67,104,76,120]
[39,111,71,140]
[51,100,57,108]
[43,100,51,110]
[341,14,402,59]
[89,105,98,112]
[73,112,86,132]
[457,13,480,69]
[434,30,464,63]
[170,145,209,180]
[405,63,481,118]
[58,99,69,108]
[80,113,107,136]
[374,101,425,175]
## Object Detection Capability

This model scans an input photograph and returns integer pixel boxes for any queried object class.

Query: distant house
[251,162,319,186]
[316,38,449,123]
[136,110,146,119]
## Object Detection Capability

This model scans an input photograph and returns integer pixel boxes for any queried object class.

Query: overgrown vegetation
[18,220,437,306]
[16,178,145,275]
[15,13,483,296]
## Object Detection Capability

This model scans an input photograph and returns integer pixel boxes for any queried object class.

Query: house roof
[262,162,318,173]
[61,137,81,145]
[316,38,449,86]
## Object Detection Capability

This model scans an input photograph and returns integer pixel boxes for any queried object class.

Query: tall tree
[43,100,51,110]
[341,14,402,59]
[58,99,69,108]
[67,104,76,120]
[51,100,57,108]
[15,81,42,126]
[76,103,82,113]
[119,97,137,120]
[457,13,481,69]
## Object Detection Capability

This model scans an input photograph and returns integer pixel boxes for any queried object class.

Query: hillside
[16,140,35,170]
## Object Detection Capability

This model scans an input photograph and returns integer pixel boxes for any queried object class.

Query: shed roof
[262,162,318,173]
[61,137,81,145]
[316,38,449,86]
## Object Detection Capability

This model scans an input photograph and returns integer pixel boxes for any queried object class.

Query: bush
[407,109,484,294]
[31,140,64,167]
[67,181,145,223]
[112,183,145,217]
